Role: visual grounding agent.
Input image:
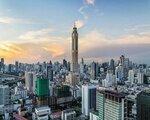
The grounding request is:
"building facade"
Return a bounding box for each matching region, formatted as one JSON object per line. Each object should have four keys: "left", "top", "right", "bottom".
{"left": 137, "top": 90, "right": 150, "bottom": 120}
{"left": 96, "top": 88, "right": 127, "bottom": 120}
{"left": 82, "top": 84, "right": 96, "bottom": 116}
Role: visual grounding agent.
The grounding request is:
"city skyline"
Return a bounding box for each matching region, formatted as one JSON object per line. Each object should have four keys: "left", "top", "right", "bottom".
{"left": 0, "top": 0, "right": 150, "bottom": 64}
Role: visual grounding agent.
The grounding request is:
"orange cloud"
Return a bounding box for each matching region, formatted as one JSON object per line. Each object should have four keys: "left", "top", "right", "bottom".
{"left": 43, "top": 43, "right": 65, "bottom": 58}
{"left": 0, "top": 43, "right": 28, "bottom": 63}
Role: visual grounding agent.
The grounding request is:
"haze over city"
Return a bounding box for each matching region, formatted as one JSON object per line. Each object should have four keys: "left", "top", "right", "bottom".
{"left": 0, "top": 0, "right": 150, "bottom": 64}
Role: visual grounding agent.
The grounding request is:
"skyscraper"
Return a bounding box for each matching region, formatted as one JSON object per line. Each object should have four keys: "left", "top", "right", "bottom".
{"left": 46, "top": 61, "right": 53, "bottom": 82}
{"left": 96, "top": 88, "right": 128, "bottom": 120}
{"left": 71, "top": 25, "right": 78, "bottom": 86}
{"left": 109, "top": 59, "right": 115, "bottom": 74}
{"left": 25, "top": 71, "right": 33, "bottom": 92}
{"left": 137, "top": 90, "right": 150, "bottom": 120}
{"left": 90, "top": 62, "right": 99, "bottom": 80}
{"left": 0, "top": 85, "right": 10, "bottom": 105}
{"left": 35, "top": 75, "right": 49, "bottom": 106}
{"left": 82, "top": 84, "right": 96, "bottom": 116}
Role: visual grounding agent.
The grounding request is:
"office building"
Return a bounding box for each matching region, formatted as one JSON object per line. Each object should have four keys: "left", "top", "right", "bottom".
{"left": 96, "top": 88, "right": 127, "bottom": 120}
{"left": 109, "top": 59, "right": 115, "bottom": 74}
{"left": 46, "top": 61, "right": 53, "bottom": 82}
{"left": 35, "top": 75, "right": 49, "bottom": 105}
{"left": 82, "top": 84, "right": 96, "bottom": 116}
{"left": 137, "top": 72, "right": 144, "bottom": 84}
{"left": 34, "top": 106, "right": 51, "bottom": 120}
{"left": 128, "top": 70, "right": 135, "bottom": 84}
{"left": 25, "top": 71, "right": 33, "bottom": 92}
{"left": 61, "top": 109, "right": 76, "bottom": 120}
{"left": 137, "top": 90, "right": 150, "bottom": 120}
{"left": 90, "top": 62, "right": 99, "bottom": 80}
{"left": 0, "top": 85, "right": 10, "bottom": 105}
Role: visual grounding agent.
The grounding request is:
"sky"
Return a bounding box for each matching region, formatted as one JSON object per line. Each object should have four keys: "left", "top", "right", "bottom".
{"left": 0, "top": 0, "right": 150, "bottom": 64}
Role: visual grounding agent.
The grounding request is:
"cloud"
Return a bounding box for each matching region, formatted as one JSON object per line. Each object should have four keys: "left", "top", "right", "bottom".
{"left": 78, "top": 30, "right": 150, "bottom": 63}
{"left": 75, "top": 20, "right": 85, "bottom": 29}
{"left": 76, "top": 0, "right": 103, "bottom": 29}
{"left": 0, "top": 16, "right": 34, "bottom": 24}
{"left": 19, "top": 28, "right": 53, "bottom": 41}
{"left": 78, "top": 6, "right": 88, "bottom": 20}
{"left": 1, "top": 27, "right": 150, "bottom": 64}
{"left": 0, "top": 17, "right": 16, "bottom": 24}
{"left": 116, "top": 32, "right": 150, "bottom": 44}
{"left": 0, "top": 41, "right": 68, "bottom": 63}
{"left": 124, "top": 24, "right": 150, "bottom": 36}
{"left": 43, "top": 43, "right": 65, "bottom": 58}
{"left": 84, "top": 0, "right": 95, "bottom": 5}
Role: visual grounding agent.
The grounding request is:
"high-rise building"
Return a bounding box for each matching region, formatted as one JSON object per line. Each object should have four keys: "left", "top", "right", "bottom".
{"left": 0, "top": 85, "right": 10, "bottom": 105}
{"left": 15, "top": 61, "right": 19, "bottom": 72}
{"left": 82, "top": 84, "right": 96, "bottom": 116}
{"left": 35, "top": 75, "right": 49, "bottom": 105}
{"left": 102, "top": 72, "right": 116, "bottom": 87}
{"left": 90, "top": 62, "right": 99, "bottom": 80}
{"left": 25, "top": 71, "right": 33, "bottom": 92}
{"left": 80, "top": 58, "right": 85, "bottom": 74}
{"left": 120, "top": 55, "right": 125, "bottom": 66}
{"left": 137, "top": 90, "right": 150, "bottom": 120}
{"left": 0, "top": 58, "right": 5, "bottom": 72}
{"left": 128, "top": 70, "right": 135, "bottom": 84}
{"left": 96, "top": 88, "right": 127, "bottom": 120}
{"left": 137, "top": 72, "right": 144, "bottom": 84}
{"left": 71, "top": 25, "right": 78, "bottom": 86}
{"left": 109, "top": 59, "right": 115, "bottom": 74}
{"left": 63, "top": 59, "right": 68, "bottom": 68}
{"left": 46, "top": 61, "right": 53, "bottom": 82}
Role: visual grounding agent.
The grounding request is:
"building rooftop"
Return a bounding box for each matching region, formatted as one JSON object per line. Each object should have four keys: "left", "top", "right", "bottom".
{"left": 35, "top": 106, "right": 50, "bottom": 111}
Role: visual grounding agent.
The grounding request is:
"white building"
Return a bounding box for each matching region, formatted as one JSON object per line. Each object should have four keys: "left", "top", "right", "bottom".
{"left": 90, "top": 112, "right": 99, "bottom": 120}
{"left": 0, "top": 85, "right": 10, "bottom": 105}
{"left": 102, "top": 72, "right": 116, "bottom": 87}
{"left": 14, "top": 83, "right": 27, "bottom": 99}
{"left": 35, "top": 106, "right": 51, "bottom": 120}
{"left": 128, "top": 70, "right": 135, "bottom": 84}
{"left": 61, "top": 109, "right": 76, "bottom": 120}
{"left": 82, "top": 84, "right": 97, "bottom": 116}
{"left": 137, "top": 72, "right": 144, "bottom": 84}
{"left": 25, "top": 71, "right": 34, "bottom": 92}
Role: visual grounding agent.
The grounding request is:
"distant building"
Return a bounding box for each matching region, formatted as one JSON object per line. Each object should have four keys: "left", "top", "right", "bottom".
{"left": 128, "top": 70, "right": 135, "bottom": 84}
{"left": 15, "top": 61, "right": 19, "bottom": 72}
{"left": 102, "top": 72, "right": 116, "bottom": 87}
{"left": 82, "top": 84, "right": 96, "bottom": 116}
{"left": 109, "top": 59, "right": 115, "bottom": 74}
{"left": 137, "top": 72, "right": 144, "bottom": 84}
{"left": 46, "top": 61, "right": 53, "bottom": 82}
{"left": 96, "top": 88, "right": 127, "bottom": 120}
{"left": 90, "top": 62, "right": 99, "bottom": 80}
{"left": 0, "top": 85, "right": 10, "bottom": 105}
{"left": 0, "top": 58, "right": 5, "bottom": 72}
{"left": 137, "top": 90, "right": 150, "bottom": 120}
{"left": 25, "top": 71, "right": 33, "bottom": 92}
{"left": 80, "top": 58, "right": 85, "bottom": 74}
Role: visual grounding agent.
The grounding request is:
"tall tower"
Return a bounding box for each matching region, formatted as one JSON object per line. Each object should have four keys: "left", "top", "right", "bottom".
{"left": 71, "top": 25, "right": 78, "bottom": 86}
